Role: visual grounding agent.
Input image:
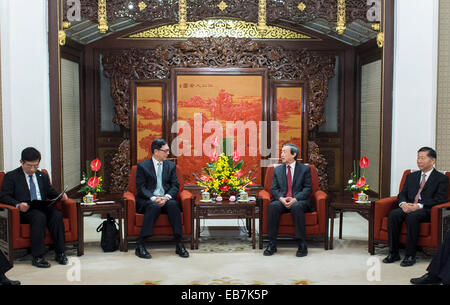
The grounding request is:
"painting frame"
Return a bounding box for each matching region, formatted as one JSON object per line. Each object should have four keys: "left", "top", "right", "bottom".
{"left": 130, "top": 79, "right": 169, "bottom": 165}
{"left": 171, "top": 68, "right": 269, "bottom": 187}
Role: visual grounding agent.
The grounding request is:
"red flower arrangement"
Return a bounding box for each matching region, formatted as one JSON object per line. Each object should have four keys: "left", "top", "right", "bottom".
{"left": 79, "top": 158, "right": 105, "bottom": 195}
{"left": 345, "top": 156, "right": 370, "bottom": 193}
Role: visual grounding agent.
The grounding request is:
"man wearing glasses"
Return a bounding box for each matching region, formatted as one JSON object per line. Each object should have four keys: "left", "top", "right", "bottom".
{"left": 134, "top": 138, "right": 189, "bottom": 259}
{"left": 0, "top": 147, "right": 68, "bottom": 268}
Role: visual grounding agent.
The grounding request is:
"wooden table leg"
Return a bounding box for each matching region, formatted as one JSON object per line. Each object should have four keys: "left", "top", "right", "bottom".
{"left": 259, "top": 198, "right": 263, "bottom": 249}
{"left": 118, "top": 207, "right": 124, "bottom": 252}
{"left": 252, "top": 207, "right": 256, "bottom": 249}
{"left": 196, "top": 207, "right": 200, "bottom": 250}
{"left": 339, "top": 210, "right": 343, "bottom": 239}
{"left": 329, "top": 206, "right": 334, "bottom": 250}
{"left": 76, "top": 203, "right": 84, "bottom": 256}
{"left": 190, "top": 199, "right": 194, "bottom": 250}
{"left": 369, "top": 202, "right": 375, "bottom": 255}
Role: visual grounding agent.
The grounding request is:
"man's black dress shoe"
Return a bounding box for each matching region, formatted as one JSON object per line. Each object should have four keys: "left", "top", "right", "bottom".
{"left": 296, "top": 242, "right": 308, "bottom": 257}
{"left": 263, "top": 243, "right": 277, "bottom": 256}
{"left": 176, "top": 243, "right": 189, "bottom": 258}
{"left": 410, "top": 273, "right": 441, "bottom": 285}
{"left": 32, "top": 256, "right": 51, "bottom": 268}
{"left": 55, "top": 252, "right": 68, "bottom": 265}
{"left": 135, "top": 244, "right": 151, "bottom": 259}
{"left": 382, "top": 253, "right": 401, "bottom": 264}
{"left": 0, "top": 275, "right": 21, "bottom": 286}
{"left": 400, "top": 256, "right": 416, "bottom": 267}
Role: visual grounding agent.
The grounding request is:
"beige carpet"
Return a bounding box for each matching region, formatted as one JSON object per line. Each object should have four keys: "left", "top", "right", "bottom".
{"left": 6, "top": 213, "right": 433, "bottom": 285}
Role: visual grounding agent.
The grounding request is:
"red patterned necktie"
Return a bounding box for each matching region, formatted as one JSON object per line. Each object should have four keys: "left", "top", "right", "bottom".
{"left": 285, "top": 165, "right": 292, "bottom": 197}
{"left": 413, "top": 173, "right": 427, "bottom": 203}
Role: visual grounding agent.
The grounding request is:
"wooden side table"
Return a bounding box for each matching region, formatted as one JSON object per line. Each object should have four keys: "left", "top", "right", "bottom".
{"left": 191, "top": 193, "right": 262, "bottom": 250}
{"left": 76, "top": 198, "right": 126, "bottom": 256}
{"left": 328, "top": 195, "right": 376, "bottom": 254}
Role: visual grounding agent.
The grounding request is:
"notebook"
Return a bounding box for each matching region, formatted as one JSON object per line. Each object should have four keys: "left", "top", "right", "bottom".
{"left": 29, "top": 186, "right": 68, "bottom": 209}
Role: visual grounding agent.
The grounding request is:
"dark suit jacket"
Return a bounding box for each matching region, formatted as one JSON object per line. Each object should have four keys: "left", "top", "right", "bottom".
{"left": 135, "top": 159, "right": 179, "bottom": 201}
{"left": 270, "top": 162, "right": 312, "bottom": 207}
{"left": 0, "top": 167, "right": 60, "bottom": 207}
{"left": 398, "top": 169, "right": 449, "bottom": 209}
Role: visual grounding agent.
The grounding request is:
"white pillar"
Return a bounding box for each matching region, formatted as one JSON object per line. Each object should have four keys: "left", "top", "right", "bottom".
{"left": 1, "top": 0, "right": 51, "bottom": 172}
{"left": 391, "top": 0, "right": 439, "bottom": 194}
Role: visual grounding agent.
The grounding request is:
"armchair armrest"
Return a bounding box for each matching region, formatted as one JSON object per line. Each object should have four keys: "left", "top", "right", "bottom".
{"left": 123, "top": 191, "right": 136, "bottom": 231}
{"left": 313, "top": 190, "right": 328, "bottom": 232}
{"left": 374, "top": 196, "right": 398, "bottom": 238}
{"left": 0, "top": 203, "right": 20, "bottom": 247}
{"left": 431, "top": 202, "right": 450, "bottom": 247}
{"left": 257, "top": 190, "right": 271, "bottom": 206}
{"left": 257, "top": 190, "right": 271, "bottom": 234}
{"left": 179, "top": 190, "right": 193, "bottom": 234}
{"left": 60, "top": 198, "right": 78, "bottom": 239}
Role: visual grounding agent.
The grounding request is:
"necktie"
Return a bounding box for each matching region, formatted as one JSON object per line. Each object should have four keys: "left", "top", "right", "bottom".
{"left": 285, "top": 165, "right": 292, "bottom": 197}
{"left": 154, "top": 162, "right": 164, "bottom": 196}
{"left": 29, "top": 175, "right": 37, "bottom": 201}
{"left": 413, "top": 173, "right": 427, "bottom": 203}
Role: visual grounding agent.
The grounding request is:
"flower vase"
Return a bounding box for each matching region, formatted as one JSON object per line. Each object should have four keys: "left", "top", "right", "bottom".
{"left": 93, "top": 193, "right": 97, "bottom": 201}
{"left": 352, "top": 192, "right": 358, "bottom": 202}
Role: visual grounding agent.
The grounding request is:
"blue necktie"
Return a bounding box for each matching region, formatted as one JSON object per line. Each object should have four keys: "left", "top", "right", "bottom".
{"left": 29, "top": 175, "right": 37, "bottom": 201}
{"left": 154, "top": 162, "right": 164, "bottom": 196}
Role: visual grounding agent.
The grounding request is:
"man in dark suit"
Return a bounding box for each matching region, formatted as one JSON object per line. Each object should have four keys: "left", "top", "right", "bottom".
{"left": 410, "top": 229, "right": 450, "bottom": 285}
{"left": 0, "top": 147, "right": 69, "bottom": 268}
{"left": 0, "top": 251, "right": 20, "bottom": 285}
{"left": 383, "top": 147, "right": 449, "bottom": 267}
{"left": 264, "top": 143, "right": 312, "bottom": 257}
{"left": 134, "top": 138, "right": 189, "bottom": 259}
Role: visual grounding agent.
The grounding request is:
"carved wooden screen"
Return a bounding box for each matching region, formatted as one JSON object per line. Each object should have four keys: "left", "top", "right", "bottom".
{"left": 130, "top": 80, "right": 168, "bottom": 165}
{"left": 172, "top": 68, "right": 268, "bottom": 186}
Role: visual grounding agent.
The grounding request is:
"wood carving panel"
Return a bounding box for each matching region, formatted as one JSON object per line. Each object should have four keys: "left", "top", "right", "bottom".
{"left": 308, "top": 140, "right": 328, "bottom": 191}
{"left": 109, "top": 139, "right": 130, "bottom": 193}
{"left": 102, "top": 37, "right": 335, "bottom": 131}
{"left": 68, "top": 0, "right": 371, "bottom": 25}
{"left": 102, "top": 37, "right": 335, "bottom": 192}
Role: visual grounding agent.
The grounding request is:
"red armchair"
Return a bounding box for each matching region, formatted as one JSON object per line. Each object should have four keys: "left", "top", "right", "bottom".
{"left": 257, "top": 163, "right": 329, "bottom": 249}
{"left": 371, "top": 169, "right": 450, "bottom": 252}
{"left": 122, "top": 165, "right": 193, "bottom": 250}
{"left": 0, "top": 170, "right": 78, "bottom": 265}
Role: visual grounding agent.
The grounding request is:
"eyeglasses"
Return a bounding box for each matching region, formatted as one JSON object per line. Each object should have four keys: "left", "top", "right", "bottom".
{"left": 23, "top": 163, "right": 40, "bottom": 169}
{"left": 159, "top": 149, "right": 170, "bottom": 153}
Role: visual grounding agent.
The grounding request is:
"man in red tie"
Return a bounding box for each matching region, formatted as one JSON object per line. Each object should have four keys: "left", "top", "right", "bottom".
{"left": 383, "top": 147, "right": 449, "bottom": 267}
{"left": 264, "top": 143, "right": 312, "bottom": 257}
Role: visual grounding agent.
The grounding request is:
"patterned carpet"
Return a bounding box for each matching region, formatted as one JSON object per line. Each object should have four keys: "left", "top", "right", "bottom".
{"left": 6, "top": 214, "right": 434, "bottom": 285}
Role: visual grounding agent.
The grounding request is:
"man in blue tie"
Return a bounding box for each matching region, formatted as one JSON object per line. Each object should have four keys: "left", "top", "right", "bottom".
{"left": 134, "top": 139, "right": 189, "bottom": 259}
{"left": 0, "top": 147, "right": 69, "bottom": 268}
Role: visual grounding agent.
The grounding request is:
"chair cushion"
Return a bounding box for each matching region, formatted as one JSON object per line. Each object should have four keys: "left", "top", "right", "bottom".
{"left": 135, "top": 212, "right": 184, "bottom": 228}
{"left": 279, "top": 212, "right": 318, "bottom": 226}
{"left": 20, "top": 218, "right": 70, "bottom": 238}
{"left": 381, "top": 217, "right": 430, "bottom": 237}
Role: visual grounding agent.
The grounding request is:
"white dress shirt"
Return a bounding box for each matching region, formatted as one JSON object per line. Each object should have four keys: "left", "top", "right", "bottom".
{"left": 399, "top": 168, "right": 434, "bottom": 209}
{"left": 18, "top": 171, "right": 42, "bottom": 208}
